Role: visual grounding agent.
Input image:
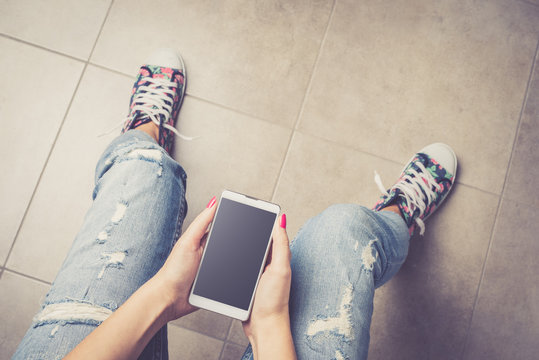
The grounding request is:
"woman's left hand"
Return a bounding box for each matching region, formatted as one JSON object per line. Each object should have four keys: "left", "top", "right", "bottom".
{"left": 153, "top": 197, "right": 217, "bottom": 320}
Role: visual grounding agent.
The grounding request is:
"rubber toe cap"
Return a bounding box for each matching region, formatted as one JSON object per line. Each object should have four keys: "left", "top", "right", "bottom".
{"left": 145, "top": 48, "right": 183, "bottom": 70}
{"left": 420, "top": 143, "right": 457, "bottom": 177}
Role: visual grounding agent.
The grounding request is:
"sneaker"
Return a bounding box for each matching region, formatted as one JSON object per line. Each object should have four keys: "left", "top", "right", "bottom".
{"left": 122, "top": 48, "right": 188, "bottom": 154}
{"left": 373, "top": 143, "right": 457, "bottom": 235}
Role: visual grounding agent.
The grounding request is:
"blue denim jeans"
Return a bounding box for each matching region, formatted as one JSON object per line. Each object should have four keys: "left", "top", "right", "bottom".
{"left": 241, "top": 205, "right": 410, "bottom": 360}
{"left": 13, "top": 130, "right": 410, "bottom": 360}
{"left": 13, "top": 131, "right": 187, "bottom": 360}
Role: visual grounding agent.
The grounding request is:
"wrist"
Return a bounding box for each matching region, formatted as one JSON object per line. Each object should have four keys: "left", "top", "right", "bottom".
{"left": 247, "top": 312, "right": 295, "bottom": 360}
{"left": 145, "top": 275, "right": 177, "bottom": 324}
{"left": 247, "top": 312, "right": 291, "bottom": 344}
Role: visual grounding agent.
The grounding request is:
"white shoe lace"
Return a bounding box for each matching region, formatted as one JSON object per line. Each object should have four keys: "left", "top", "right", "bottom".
{"left": 374, "top": 162, "right": 441, "bottom": 235}
{"left": 99, "top": 77, "right": 196, "bottom": 140}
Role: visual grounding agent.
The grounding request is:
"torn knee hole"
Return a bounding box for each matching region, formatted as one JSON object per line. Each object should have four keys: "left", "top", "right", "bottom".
{"left": 125, "top": 148, "right": 164, "bottom": 176}
{"left": 33, "top": 301, "right": 114, "bottom": 329}
{"left": 126, "top": 148, "right": 162, "bottom": 162}
{"left": 306, "top": 285, "right": 354, "bottom": 344}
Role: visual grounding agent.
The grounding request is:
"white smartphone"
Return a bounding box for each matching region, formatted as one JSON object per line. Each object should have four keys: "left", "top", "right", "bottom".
{"left": 188, "top": 190, "right": 281, "bottom": 321}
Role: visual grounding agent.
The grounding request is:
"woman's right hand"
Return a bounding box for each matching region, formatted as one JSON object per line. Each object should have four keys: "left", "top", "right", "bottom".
{"left": 242, "top": 214, "right": 297, "bottom": 359}
{"left": 153, "top": 197, "right": 217, "bottom": 321}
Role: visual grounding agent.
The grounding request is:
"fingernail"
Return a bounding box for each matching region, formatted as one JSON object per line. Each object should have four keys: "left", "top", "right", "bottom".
{"left": 280, "top": 214, "right": 287, "bottom": 229}
{"left": 206, "top": 196, "right": 216, "bottom": 208}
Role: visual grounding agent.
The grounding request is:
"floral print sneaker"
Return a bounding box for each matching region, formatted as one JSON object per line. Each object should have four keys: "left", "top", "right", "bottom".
{"left": 373, "top": 143, "right": 457, "bottom": 235}
{"left": 122, "top": 49, "right": 189, "bottom": 154}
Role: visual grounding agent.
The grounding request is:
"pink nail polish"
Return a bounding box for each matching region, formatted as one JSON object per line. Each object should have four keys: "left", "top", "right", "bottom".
{"left": 206, "top": 196, "right": 216, "bottom": 208}
{"left": 280, "top": 214, "right": 287, "bottom": 229}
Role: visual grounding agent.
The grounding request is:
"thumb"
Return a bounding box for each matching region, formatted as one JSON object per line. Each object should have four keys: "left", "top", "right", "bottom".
{"left": 270, "top": 214, "right": 291, "bottom": 268}
{"left": 182, "top": 196, "right": 218, "bottom": 247}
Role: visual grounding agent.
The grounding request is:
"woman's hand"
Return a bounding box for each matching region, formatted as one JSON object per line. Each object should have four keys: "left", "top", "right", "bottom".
{"left": 243, "top": 214, "right": 296, "bottom": 359}
{"left": 153, "top": 196, "right": 217, "bottom": 321}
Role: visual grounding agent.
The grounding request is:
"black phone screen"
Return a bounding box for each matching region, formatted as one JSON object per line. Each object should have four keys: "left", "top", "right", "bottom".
{"left": 192, "top": 198, "right": 277, "bottom": 310}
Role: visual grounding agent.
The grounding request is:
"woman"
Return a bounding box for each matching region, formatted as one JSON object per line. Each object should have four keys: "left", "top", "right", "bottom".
{"left": 13, "top": 49, "right": 456, "bottom": 360}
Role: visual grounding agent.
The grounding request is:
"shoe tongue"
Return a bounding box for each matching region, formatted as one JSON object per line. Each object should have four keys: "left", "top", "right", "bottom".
{"left": 140, "top": 64, "right": 177, "bottom": 82}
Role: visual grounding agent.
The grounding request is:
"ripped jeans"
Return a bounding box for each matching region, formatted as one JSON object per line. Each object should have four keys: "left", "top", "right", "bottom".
{"left": 13, "top": 130, "right": 187, "bottom": 360}
{"left": 13, "top": 130, "right": 410, "bottom": 360}
{"left": 241, "top": 205, "right": 410, "bottom": 360}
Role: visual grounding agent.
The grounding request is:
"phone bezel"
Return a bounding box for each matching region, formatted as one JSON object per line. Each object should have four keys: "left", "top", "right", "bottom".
{"left": 188, "top": 190, "right": 280, "bottom": 321}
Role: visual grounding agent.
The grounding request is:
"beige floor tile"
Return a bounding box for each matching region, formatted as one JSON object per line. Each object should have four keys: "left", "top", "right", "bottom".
{"left": 6, "top": 65, "right": 130, "bottom": 281}
{"left": 171, "top": 309, "right": 232, "bottom": 340}
{"left": 368, "top": 185, "right": 498, "bottom": 359}
{"left": 167, "top": 324, "right": 223, "bottom": 360}
{"left": 272, "top": 132, "right": 403, "bottom": 238}
{"left": 173, "top": 97, "right": 291, "bottom": 228}
{"left": 0, "top": 0, "right": 111, "bottom": 59}
{"left": 220, "top": 342, "right": 246, "bottom": 360}
{"left": 463, "top": 200, "right": 539, "bottom": 360}
{"left": 0, "top": 271, "right": 50, "bottom": 359}
{"left": 0, "top": 38, "right": 83, "bottom": 265}
{"left": 298, "top": 0, "right": 539, "bottom": 194}
{"left": 91, "top": 0, "right": 334, "bottom": 127}
{"left": 504, "top": 52, "right": 539, "bottom": 207}
{"left": 227, "top": 320, "right": 249, "bottom": 347}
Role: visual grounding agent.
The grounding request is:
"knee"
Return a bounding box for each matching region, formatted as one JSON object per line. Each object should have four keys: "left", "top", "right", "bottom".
{"left": 292, "top": 204, "right": 381, "bottom": 275}
{"left": 315, "top": 205, "right": 382, "bottom": 271}
{"left": 315, "top": 204, "right": 373, "bottom": 233}
{"left": 295, "top": 204, "right": 375, "bottom": 250}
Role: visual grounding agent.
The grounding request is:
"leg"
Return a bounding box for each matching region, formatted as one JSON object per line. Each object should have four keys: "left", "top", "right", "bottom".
{"left": 241, "top": 205, "right": 409, "bottom": 360}
{"left": 14, "top": 47, "right": 189, "bottom": 360}
{"left": 13, "top": 130, "right": 187, "bottom": 360}
{"left": 242, "top": 143, "right": 457, "bottom": 360}
{"left": 287, "top": 143, "right": 457, "bottom": 359}
{"left": 288, "top": 204, "right": 410, "bottom": 359}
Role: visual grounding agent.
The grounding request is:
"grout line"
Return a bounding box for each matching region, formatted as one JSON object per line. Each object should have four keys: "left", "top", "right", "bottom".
{"left": 1, "top": 70, "right": 86, "bottom": 269}
{"left": 167, "top": 322, "right": 229, "bottom": 343}
{"left": 217, "top": 320, "right": 234, "bottom": 359}
{"left": 0, "top": 32, "right": 86, "bottom": 62}
{"left": 269, "top": 130, "right": 296, "bottom": 204}
{"left": 86, "top": 0, "right": 115, "bottom": 63}
{"left": 295, "top": 130, "right": 410, "bottom": 167}
{"left": 1, "top": 0, "right": 115, "bottom": 270}
{"left": 294, "top": 0, "right": 337, "bottom": 132}
{"left": 519, "top": 0, "right": 539, "bottom": 7}
{"left": 86, "top": 62, "right": 136, "bottom": 80}
{"left": 185, "top": 94, "right": 294, "bottom": 131}
{"left": 85, "top": 63, "right": 301, "bottom": 133}
{"left": 227, "top": 339, "right": 250, "bottom": 347}
{"left": 276, "top": 128, "right": 502, "bottom": 196}
{"left": 224, "top": 319, "right": 234, "bottom": 342}
{"left": 270, "top": 0, "right": 338, "bottom": 202}
{"left": 459, "top": 36, "right": 539, "bottom": 359}
{"left": 2, "top": 268, "right": 53, "bottom": 286}
{"left": 221, "top": 320, "right": 252, "bottom": 346}
{"left": 450, "top": 182, "right": 500, "bottom": 197}
{"left": 217, "top": 341, "right": 226, "bottom": 360}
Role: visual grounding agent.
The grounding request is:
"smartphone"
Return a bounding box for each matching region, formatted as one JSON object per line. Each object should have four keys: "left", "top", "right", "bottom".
{"left": 188, "top": 190, "right": 280, "bottom": 321}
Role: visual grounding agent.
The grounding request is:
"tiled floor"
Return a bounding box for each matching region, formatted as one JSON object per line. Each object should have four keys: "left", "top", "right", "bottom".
{"left": 1, "top": 0, "right": 538, "bottom": 359}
